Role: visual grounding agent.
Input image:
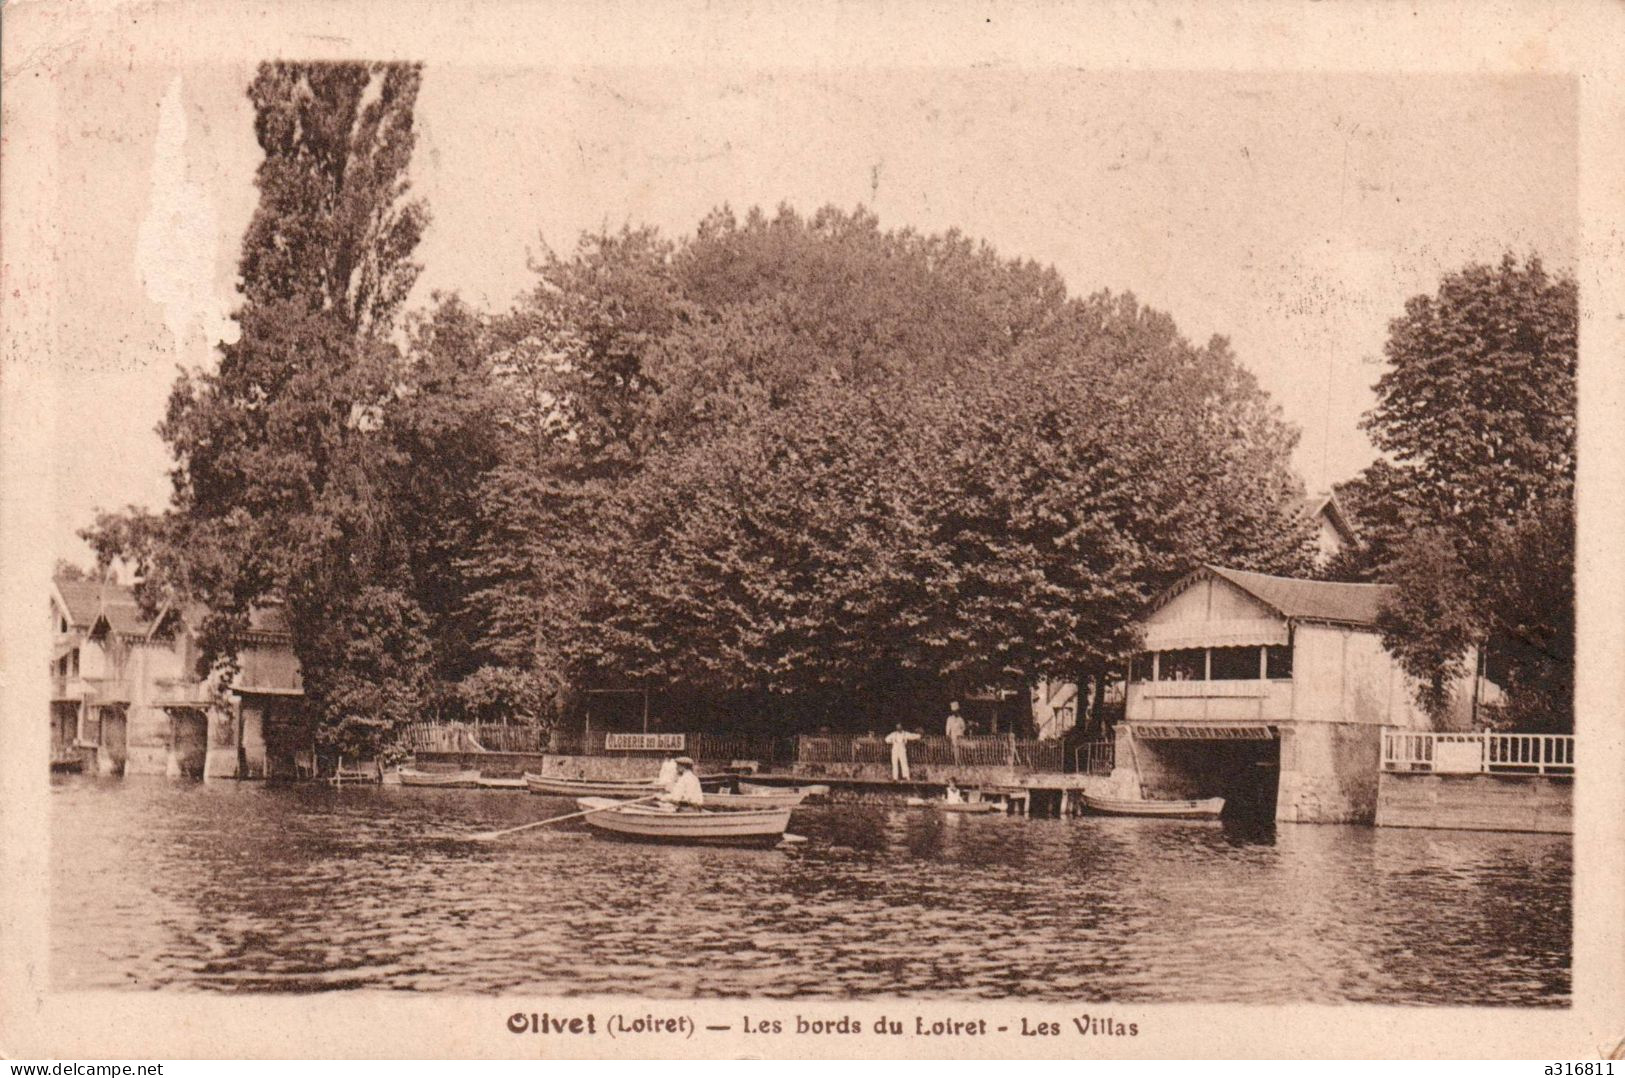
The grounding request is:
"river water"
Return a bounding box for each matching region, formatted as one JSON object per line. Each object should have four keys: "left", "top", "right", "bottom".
{"left": 50, "top": 775, "right": 1571, "bottom": 1004}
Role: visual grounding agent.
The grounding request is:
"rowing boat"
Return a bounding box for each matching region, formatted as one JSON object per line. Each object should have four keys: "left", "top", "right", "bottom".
{"left": 522, "top": 773, "right": 726, "bottom": 798}
{"left": 905, "top": 796, "right": 1000, "bottom": 813}
{"left": 398, "top": 767, "right": 480, "bottom": 788}
{"left": 573, "top": 797, "right": 792, "bottom": 845}
{"left": 475, "top": 774, "right": 528, "bottom": 790}
{"left": 738, "top": 781, "right": 831, "bottom": 801}
{"left": 1080, "top": 794, "right": 1225, "bottom": 819}
{"left": 702, "top": 786, "right": 809, "bottom": 810}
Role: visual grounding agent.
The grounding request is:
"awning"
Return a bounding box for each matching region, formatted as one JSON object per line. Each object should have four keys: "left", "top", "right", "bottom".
{"left": 1132, "top": 722, "right": 1278, "bottom": 740}
{"left": 1141, "top": 618, "right": 1288, "bottom": 650}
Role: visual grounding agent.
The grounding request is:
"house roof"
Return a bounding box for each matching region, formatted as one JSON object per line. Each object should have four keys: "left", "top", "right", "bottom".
{"left": 1203, "top": 565, "right": 1393, "bottom": 627}
{"left": 1300, "top": 491, "right": 1359, "bottom": 545}
{"left": 95, "top": 594, "right": 154, "bottom": 637}
{"left": 53, "top": 577, "right": 113, "bottom": 628}
{"left": 55, "top": 576, "right": 158, "bottom": 637}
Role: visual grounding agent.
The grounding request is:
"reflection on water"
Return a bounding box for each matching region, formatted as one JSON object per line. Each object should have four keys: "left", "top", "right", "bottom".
{"left": 51, "top": 775, "right": 1570, "bottom": 1003}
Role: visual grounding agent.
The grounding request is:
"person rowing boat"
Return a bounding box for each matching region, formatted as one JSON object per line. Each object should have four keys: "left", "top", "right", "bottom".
{"left": 657, "top": 755, "right": 705, "bottom": 812}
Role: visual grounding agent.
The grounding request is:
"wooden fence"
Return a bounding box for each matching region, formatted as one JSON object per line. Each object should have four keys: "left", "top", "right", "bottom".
{"left": 1076, "top": 737, "right": 1116, "bottom": 775}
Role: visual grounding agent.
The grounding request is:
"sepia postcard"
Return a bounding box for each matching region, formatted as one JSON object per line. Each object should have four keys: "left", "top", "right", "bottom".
{"left": 2, "top": 0, "right": 1623, "bottom": 1061}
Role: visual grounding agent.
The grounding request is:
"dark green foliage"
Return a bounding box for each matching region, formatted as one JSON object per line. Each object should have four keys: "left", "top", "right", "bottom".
{"left": 1346, "top": 255, "right": 1575, "bottom": 730}
{"left": 470, "top": 205, "right": 1313, "bottom": 723}
{"left": 83, "top": 62, "right": 433, "bottom": 757}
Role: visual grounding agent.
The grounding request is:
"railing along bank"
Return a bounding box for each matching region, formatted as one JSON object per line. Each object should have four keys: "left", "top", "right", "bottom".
{"left": 1381, "top": 730, "right": 1574, "bottom": 776}
{"left": 400, "top": 723, "right": 1065, "bottom": 772}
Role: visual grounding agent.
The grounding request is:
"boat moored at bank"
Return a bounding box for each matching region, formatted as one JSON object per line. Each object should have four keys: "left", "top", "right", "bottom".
{"left": 398, "top": 767, "right": 481, "bottom": 788}
{"left": 1080, "top": 794, "right": 1224, "bottom": 819}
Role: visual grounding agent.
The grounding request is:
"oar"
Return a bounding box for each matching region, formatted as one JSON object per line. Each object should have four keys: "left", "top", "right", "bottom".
{"left": 471, "top": 793, "right": 666, "bottom": 841}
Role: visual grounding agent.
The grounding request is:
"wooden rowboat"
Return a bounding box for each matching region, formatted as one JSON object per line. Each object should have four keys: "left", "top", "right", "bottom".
{"left": 574, "top": 797, "right": 792, "bottom": 846}
{"left": 475, "top": 774, "right": 528, "bottom": 790}
{"left": 905, "top": 796, "right": 1001, "bottom": 813}
{"left": 1081, "top": 794, "right": 1224, "bottom": 819}
{"left": 522, "top": 773, "right": 725, "bottom": 798}
{"left": 398, "top": 767, "right": 481, "bottom": 788}
{"left": 702, "top": 786, "right": 810, "bottom": 810}
{"left": 739, "top": 781, "right": 831, "bottom": 801}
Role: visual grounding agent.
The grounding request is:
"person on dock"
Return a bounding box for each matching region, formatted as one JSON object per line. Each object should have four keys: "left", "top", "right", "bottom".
{"left": 945, "top": 779, "right": 963, "bottom": 805}
{"left": 657, "top": 755, "right": 679, "bottom": 790}
{"left": 659, "top": 756, "right": 705, "bottom": 811}
{"left": 885, "top": 724, "right": 922, "bottom": 781}
{"left": 945, "top": 701, "right": 967, "bottom": 763}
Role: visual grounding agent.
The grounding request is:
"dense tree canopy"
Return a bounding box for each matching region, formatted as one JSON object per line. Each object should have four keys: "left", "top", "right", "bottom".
{"left": 1333, "top": 255, "right": 1576, "bottom": 731}
{"left": 84, "top": 65, "right": 1321, "bottom": 745}
{"left": 466, "top": 206, "right": 1314, "bottom": 728}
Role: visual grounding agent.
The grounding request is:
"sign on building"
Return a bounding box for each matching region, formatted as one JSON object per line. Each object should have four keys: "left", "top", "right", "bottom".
{"left": 604, "top": 732, "right": 685, "bottom": 752}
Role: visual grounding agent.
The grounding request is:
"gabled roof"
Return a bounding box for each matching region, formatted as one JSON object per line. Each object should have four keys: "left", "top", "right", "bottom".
{"left": 1300, "top": 491, "right": 1360, "bottom": 545}
{"left": 1204, "top": 565, "right": 1392, "bottom": 628}
{"left": 53, "top": 577, "right": 112, "bottom": 628}
{"left": 86, "top": 588, "right": 158, "bottom": 639}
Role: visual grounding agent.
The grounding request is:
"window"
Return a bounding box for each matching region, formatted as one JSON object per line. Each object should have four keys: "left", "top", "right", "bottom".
{"left": 1210, "top": 646, "right": 1261, "bottom": 680}
{"left": 1158, "top": 648, "right": 1206, "bottom": 681}
{"left": 1129, "top": 652, "right": 1154, "bottom": 682}
{"left": 1265, "top": 645, "right": 1293, "bottom": 679}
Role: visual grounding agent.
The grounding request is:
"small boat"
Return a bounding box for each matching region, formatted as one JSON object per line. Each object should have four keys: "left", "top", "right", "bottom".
{"left": 523, "top": 773, "right": 726, "bottom": 798}
{"left": 739, "top": 781, "right": 831, "bottom": 801}
{"left": 1081, "top": 794, "right": 1224, "bottom": 819}
{"left": 574, "top": 797, "right": 792, "bottom": 846}
{"left": 702, "top": 786, "right": 809, "bottom": 810}
{"left": 475, "top": 774, "right": 528, "bottom": 790}
{"left": 905, "top": 796, "right": 1001, "bottom": 813}
{"left": 398, "top": 767, "right": 480, "bottom": 788}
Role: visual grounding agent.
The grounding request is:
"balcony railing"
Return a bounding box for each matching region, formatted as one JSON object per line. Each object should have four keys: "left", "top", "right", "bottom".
{"left": 50, "top": 676, "right": 131, "bottom": 702}
{"left": 1381, "top": 730, "right": 1574, "bottom": 776}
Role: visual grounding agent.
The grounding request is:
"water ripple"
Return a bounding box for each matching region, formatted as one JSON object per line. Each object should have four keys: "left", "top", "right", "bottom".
{"left": 51, "top": 775, "right": 1570, "bottom": 1002}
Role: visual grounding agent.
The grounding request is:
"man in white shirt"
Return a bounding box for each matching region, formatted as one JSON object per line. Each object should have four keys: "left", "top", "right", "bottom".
{"left": 944, "top": 701, "right": 967, "bottom": 740}
{"left": 884, "top": 724, "right": 922, "bottom": 781}
{"left": 659, "top": 756, "right": 705, "bottom": 811}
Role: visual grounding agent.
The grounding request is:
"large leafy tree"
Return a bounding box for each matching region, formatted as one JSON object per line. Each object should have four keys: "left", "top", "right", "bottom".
{"left": 472, "top": 206, "right": 1312, "bottom": 729}
{"left": 84, "top": 62, "right": 433, "bottom": 755}
{"left": 1346, "top": 255, "right": 1576, "bottom": 731}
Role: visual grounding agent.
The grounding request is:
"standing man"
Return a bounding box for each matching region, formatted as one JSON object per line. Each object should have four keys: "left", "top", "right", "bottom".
{"left": 885, "top": 723, "right": 922, "bottom": 781}
{"left": 945, "top": 700, "right": 967, "bottom": 764}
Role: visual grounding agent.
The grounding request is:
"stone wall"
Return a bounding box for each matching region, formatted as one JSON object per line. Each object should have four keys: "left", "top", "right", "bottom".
{"left": 1375, "top": 772, "right": 1572, "bottom": 833}
{"left": 1275, "top": 721, "right": 1381, "bottom": 824}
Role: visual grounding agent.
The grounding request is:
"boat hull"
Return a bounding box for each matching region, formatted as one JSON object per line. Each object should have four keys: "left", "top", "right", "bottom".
{"left": 475, "top": 775, "right": 528, "bottom": 790}
{"left": 702, "top": 788, "right": 808, "bottom": 810}
{"left": 905, "top": 797, "right": 1000, "bottom": 813}
{"left": 739, "top": 781, "right": 830, "bottom": 801}
{"left": 399, "top": 768, "right": 481, "bottom": 788}
{"left": 1081, "top": 794, "right": 1225, "bottom": 819}
{"left": 574, "top": 797, "right": 791, "bottom": 845}
{"left": 523, "top": 773, "right": 725, "bottom": 798}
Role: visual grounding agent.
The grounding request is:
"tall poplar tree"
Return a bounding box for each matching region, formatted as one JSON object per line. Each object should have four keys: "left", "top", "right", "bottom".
{"left": 86, "top": 62, "right": 432, "bottom": 754}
